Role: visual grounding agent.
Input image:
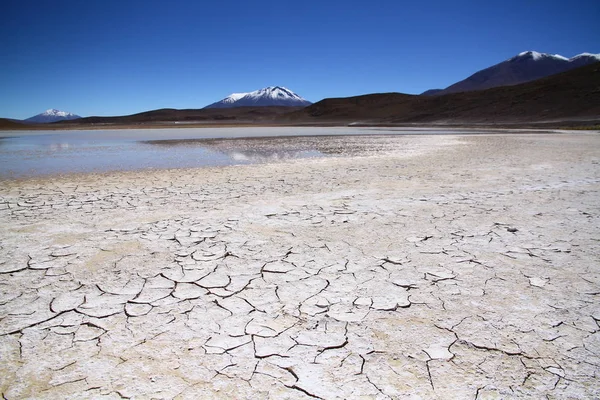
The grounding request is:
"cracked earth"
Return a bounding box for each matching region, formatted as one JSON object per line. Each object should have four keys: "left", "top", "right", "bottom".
{"left": 1, "top": 133, "right": 599, "bottom": 399}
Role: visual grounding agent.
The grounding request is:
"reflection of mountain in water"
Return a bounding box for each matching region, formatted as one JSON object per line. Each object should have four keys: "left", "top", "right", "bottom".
{"left": 226, "top": 149, "right": 322, "bottom": 163}
{"left": 141, "top": 135, "right": 402, "bottom": 162}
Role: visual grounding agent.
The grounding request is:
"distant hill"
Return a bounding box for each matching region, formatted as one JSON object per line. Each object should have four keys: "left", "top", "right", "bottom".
{"left": 420, "top": 89, "right": 443, "bottom": 96}
{"left": 24, "top": 109, "right": 81, "bottom": 123}
{"left": 423, "top": 51, "right": 600, "bottom": 95}
{"left": 0, "top": 118, "right": 28, "bottom": 130}
{"left": 286, "top": 62, "right": 600, "bottom": 124}
{"left": 205, "top": 86, "right": 312, "bottom": 108}
{"left": 5, "top": 62, "right": 598, "bottom": 130}
{"left": 56, "top": 106, "right": 303, "bottom": 126}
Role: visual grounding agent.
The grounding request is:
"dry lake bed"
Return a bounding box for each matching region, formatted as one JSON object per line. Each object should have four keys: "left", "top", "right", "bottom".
{"left": 1, "top": 128, "right": 599, "bottom": 399}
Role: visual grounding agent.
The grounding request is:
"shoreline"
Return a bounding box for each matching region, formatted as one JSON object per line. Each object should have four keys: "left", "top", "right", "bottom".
{"left": 2, "top": 131, "right": 594, "bottom": 181}
{"left": 2, "top": 120, "right": 599, "bottom": 135}
{"left": 1, "top": 133, "right": 599, "bottom": 398}
{"left": 3, "top": 129, "right": 590, "bottom": 181}
{"left": 1, "top": 125, "right": 589, "bottom": 138}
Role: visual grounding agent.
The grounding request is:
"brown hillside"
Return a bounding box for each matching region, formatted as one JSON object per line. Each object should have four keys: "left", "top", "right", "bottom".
{"left": 287, "top": 62, "right": 600, "bottom": 124}
{"left": 58, "top": 106, "right": 302, "bottom": 126}
{"left": 0, "top": 118, "right": 30, "bottom": 130}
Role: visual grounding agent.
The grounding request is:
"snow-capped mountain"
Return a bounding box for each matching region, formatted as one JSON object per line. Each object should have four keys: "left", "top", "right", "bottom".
{"left": 509, "top": 51, "right": 600, "bottom": 66}
{"left": 25, "top": 109, "right": 81, "bottom": 123}
{"left": 568, "top": 52, "right": 600, "bottom": 68}
{"left": 514, "top": 51, "right": 568, "bottom": 61}
{"left": 423, "top": 51, "right": 600, "bottom": 95}
{"left": 205, "top": 86, "right": 312, "bottom": 108}
{"left": 214, "top": 92, "right": 250, "bottom": 106}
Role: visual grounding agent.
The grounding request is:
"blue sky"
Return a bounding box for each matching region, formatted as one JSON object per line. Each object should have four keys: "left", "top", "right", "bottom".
{"left": 1, "top": 0, "right": 598, "bottom": 119}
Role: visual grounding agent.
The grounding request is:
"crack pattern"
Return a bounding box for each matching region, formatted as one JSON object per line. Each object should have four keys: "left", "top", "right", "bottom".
{"left": 0, "top": 134, "right": 599, "bottom": 398}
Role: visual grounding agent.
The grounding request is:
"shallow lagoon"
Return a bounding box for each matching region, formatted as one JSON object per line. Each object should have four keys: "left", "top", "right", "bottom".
{"left": 0, "top": 126, "right": 534, "bottom": 177}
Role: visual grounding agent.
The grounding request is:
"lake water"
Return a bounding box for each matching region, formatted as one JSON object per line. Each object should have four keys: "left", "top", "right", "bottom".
{"left": 0, "top": 126, "right": 509, "bottom": 178}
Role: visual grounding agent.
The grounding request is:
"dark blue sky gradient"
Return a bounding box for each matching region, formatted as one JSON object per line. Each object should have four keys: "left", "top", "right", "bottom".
{"left": 2, "top": 0, "right": 598, "bottom": 119}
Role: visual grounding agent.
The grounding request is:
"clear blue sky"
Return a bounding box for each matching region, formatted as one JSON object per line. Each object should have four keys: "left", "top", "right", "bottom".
{"left": 1, "top": 0, "right": 598, "bottom": 119}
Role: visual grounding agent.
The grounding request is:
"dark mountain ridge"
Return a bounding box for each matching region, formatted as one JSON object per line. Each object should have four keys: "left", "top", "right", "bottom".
{"left": 56, "top": 106, "right": 302, "bottom": 126}
{"left": 287, "top": 62, "right": 600, "bottom": 124}
{"left": 423, "top": 51, "right": 600, "bottom": 96}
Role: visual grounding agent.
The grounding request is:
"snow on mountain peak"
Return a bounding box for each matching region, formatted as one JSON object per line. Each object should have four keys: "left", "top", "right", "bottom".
{"left": 514, "top": 51, "right": 600, "bottom": 63}
{"left": 245, "top": 86, "right": 304, "bottom": 101}
{"left": 43, "top": 109, "right": 77, "bottom": 117}
{"left": 571, "top": 52, "right": 600, "bottom": 61}
{"left": 515, "top": 51, "right": 568, "bottom": 61}
{"left": 518, "top": 51, "right": 543, "bottom": 60}
{"left": 220, "top": 93, "right": 250, "bottom": 104}
{"left": 205, "top": 86, "right": 311, "bottom": 109}
{"left": 25, "top": 109, "right": 81, "bottom": 123}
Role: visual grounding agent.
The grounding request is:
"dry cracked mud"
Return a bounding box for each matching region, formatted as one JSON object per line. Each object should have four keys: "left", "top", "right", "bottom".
{"left": 1, "top": 133, "right": 599, "bottom": 399}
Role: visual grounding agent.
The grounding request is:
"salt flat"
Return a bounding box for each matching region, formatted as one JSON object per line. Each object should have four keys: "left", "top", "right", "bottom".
{"left": 0, "top": 133, "right": 599, "bottom": 399}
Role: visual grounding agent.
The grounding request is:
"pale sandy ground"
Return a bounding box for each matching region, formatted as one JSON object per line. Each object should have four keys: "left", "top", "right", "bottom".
{"left": 0, "top": 133, "right": 599, "bottom": 399}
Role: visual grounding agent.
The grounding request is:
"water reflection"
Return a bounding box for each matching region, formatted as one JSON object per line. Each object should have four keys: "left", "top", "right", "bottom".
{"left": 49, "top": 143, "right": 71, "bottom": 151}
{"left": 1, "top": 135, "right": 334, "bottom": 178}
{"left": 228, "top": 149, "right": 323, "bottom": 162}
{"left": 0, "top": 129, "right": 420, "bottom": 178}
{"left": 142, "top": 138, "right": 331, "bottom": 163}
{"left": 142, "top": 134, "right": 407, "bottom": 160}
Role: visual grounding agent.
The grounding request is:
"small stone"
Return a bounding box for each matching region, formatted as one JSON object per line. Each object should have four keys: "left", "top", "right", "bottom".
{"left": 529, "top": 277, "right": 548, "bottom": 288}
